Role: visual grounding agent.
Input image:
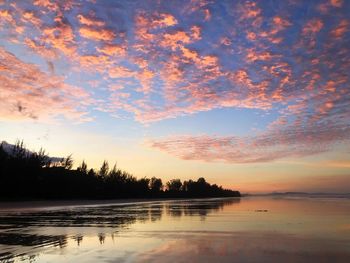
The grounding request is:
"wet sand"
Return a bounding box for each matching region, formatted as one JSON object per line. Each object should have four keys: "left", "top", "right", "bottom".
{"left": 1, "top": 196, "right": 350, "bottom": 262}
{"left": 0, "top": 198, "right": 181, "bottom": 211}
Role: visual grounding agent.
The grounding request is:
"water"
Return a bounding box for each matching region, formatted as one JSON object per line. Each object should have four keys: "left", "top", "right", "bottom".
{"left": 0, "top": 197, "right": 350, "bottom": 262}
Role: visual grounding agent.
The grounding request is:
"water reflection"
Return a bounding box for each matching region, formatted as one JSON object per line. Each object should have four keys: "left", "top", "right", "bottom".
{"left": 73, "top": 235, "right": 83, "bottom": 246}
{"left": 1, "top": 197, "right": 350, "bottom": 262}
{"left": 136, "top": 232, "right": 350, "bottom": 263}
{"left": 165, "top": 199, "right": 236, "bottom": 218}
{"left": 0, "top": 198, "right": 239, "bottom": 262}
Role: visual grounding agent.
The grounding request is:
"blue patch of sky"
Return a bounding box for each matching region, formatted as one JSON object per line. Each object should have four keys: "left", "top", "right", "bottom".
{"left": 76, "top": 110, "right": 144, "bottom": 140}
{"left": 1, "top": 40, "right": 64, "bottom": 76}
{"left": 146, "top": 107, "right": 280, "bottom": 137}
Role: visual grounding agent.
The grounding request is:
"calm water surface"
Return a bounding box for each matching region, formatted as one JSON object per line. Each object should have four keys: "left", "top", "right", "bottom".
{"left": 0, "top": 197, "right": 350, "bottom": 262}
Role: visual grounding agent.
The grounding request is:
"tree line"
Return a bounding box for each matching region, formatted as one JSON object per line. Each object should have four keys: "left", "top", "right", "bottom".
{"left": 0, "top": 141, "right": 240, "bottom": 200}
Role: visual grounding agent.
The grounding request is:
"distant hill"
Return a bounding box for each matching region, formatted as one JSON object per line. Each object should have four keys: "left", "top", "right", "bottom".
{"left": 246, "top": 192, "right": 350, "bottom": 198}
{"left": 0, "top": 141, "right": 15, "bottom": 153}
{"left": 0, "top": 141, "right": 63, "bottom": 163}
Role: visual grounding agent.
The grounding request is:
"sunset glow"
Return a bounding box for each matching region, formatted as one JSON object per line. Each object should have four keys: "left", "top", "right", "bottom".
{"left": 0, "top": 0, "right": 349, "bottom": 193}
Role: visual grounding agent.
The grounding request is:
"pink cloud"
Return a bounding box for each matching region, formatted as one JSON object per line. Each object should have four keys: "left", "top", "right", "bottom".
{"left": 77, "top": 14, "right": 105, "bottom": 27}
{"left": 151, "top": 13, "right": 178, "bottom": 28}
{"left": 302, "top": 19, "right": 323, "bottom": 35}
{"left": 149, "top": 120, "right": 350, "bottom": 163}
{"left": 191, "top": 25, "right": 201, "bottom": 40}
{"left": 0, "top": 9, "right": 24, "bottom": 35}
{"left": 204, "top": 9, "right": 211, "bottom": 21}
{"left": 33, "top": 0, "right": 74, "bottom": 12}
{"left": 78, "top": 54, "right": 110, "bottom": 71}
{"left": 0, "top": 0, "right": 349, "bottom": 147}
{"left": 33, "top": 0, "right": 59, "bottom": 12}
{"left": 22, "top": 11, "right": 42, "bottom": 27}
{"left": 96, "top": 44, "right": 126, "bottom": 56}
{"left": 331, "top": 19, "right": 348, "bottom": 38}
{"left": 246, "top": 49, "right": 275, "bottom": 62}
{"left": 317, "top": 0, "right": 343, "bottom": 13}
{"left": 42, "top": 16, "right": 77, "bottom": 57}
{"left": 330, "top": 0, "right": 343, "bottom": 7}
{"left": 239, "top": 1, "right": 261, "bottom": 20}
{"left": 24, "top": 38, "right": 57, "bottom": 59}
{"left": 108, "top": 66, "right": 135, "bottom": 79}
{"left": 0, "top": 47, "right": 93, "bottom": 122}
{"left": 134, "top": 11, "right": 178, "bottom": 45}
{"left": 79, "top": 26, "right": 115, "bottom": 42}
{"left": 182, "top": 0, "right": 212, "bottom": 15}
{"left": 159, "top": 30, "right": 193, "bottom": 50}
{"left": 0, "top": 0, "right": 348, "bottom": 166}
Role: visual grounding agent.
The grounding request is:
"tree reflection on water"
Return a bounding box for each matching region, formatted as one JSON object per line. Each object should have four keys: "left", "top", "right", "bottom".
{"left": 0, "top": 198, "right": 240, "bottom": 261}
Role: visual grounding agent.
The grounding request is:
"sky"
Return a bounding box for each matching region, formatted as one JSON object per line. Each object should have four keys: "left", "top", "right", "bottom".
{"left": 0, "top": 0, "right": 349, "bottom": 193}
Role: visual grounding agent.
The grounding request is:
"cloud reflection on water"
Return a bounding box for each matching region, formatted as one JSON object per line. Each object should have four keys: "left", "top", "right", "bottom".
{"left": 0, "top": 198, "right": 239, "bottom": 261}
{"left": 0, "top": 197, "right": 350, "bottom": 263}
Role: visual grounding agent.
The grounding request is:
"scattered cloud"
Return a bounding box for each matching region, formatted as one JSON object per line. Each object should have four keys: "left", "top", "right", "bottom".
{"left": 149, "top": 121, "right": 350, "bottom": 163}
{"left": 77, "top": 14, "right": 105, "bottom": 27}
{"left": 0, "top": 0, "right": 349, "bottom": 162}
{"left": 79, "top": 26, "right": 115, "bottom": 42}
{"left": 0, "top": 47, "right": 93, "bottom": 122}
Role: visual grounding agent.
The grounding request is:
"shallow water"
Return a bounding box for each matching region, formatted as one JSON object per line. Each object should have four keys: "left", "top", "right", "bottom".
{"left": 0, "top": 197, "right": 350, "bottom": 262}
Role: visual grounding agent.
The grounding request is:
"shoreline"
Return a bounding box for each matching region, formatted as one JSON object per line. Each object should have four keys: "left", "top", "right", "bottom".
{"left": 0, "top": 197, "right": 240, "bottom": 211}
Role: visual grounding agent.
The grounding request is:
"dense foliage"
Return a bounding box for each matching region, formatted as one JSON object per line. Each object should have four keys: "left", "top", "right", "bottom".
{"left": 0, "top": 141, "right": 240, "bottom": 200}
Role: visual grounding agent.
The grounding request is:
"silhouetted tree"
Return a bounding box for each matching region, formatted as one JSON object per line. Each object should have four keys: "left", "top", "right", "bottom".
{"left": 138, "top": 177, "right": 150, "bottom": 196}
{"left": 88, "top": 168, "right": 96, "bottom": 177}
{"left": 63, "top": 155, "right": 73, "bottom": 170}
{"left": 166, "top": 179, "right": 182, "bottom": 192}
{"left": 29, "top": 148, "right": 50, "bottom": 168}
{"left": 108, "top": 163, "right": 119, "bottom": 179}
{"left": 12, "top": 140, "right": 27, "bottom": 159}
{"left": 77, "top": 160, "right": 88, "bottom": 175}
{"left": 0, "top": 141, "right": 240, "bottom": 200}
{"left": 149, "top": 177, "right": 163, "bottom": 192}
{"left": 99, "top": 160, "right": 109, "bottom": 179}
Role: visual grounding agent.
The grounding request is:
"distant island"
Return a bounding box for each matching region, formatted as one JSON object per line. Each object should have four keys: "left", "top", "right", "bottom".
{"left": 0, "top": 141, "right": 240, "bottom": 200}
